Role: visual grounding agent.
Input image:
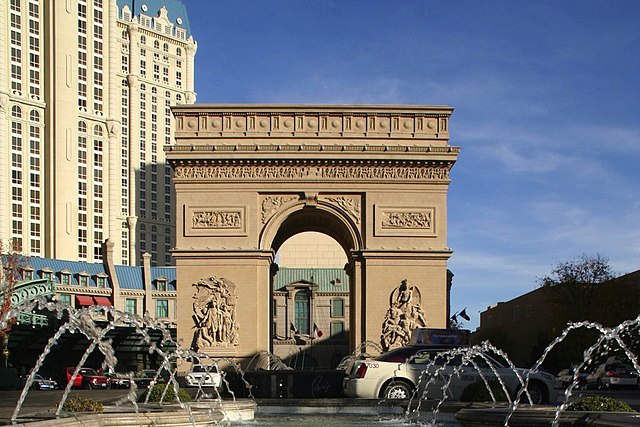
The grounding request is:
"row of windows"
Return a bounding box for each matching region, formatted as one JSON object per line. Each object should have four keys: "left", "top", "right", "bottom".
{"left": 57, "top": 295, "right": 170, "bottom": 320}
{"left": 21, "top": 269, "right": 108, "bottom": 288}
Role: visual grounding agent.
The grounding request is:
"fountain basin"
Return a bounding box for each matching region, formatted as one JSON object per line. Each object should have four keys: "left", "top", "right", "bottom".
{"left": 455, "top": 406, "right": 640, "bottom": 427}
{"left": 7, "top": 400, "right": 256, "bottom": 427}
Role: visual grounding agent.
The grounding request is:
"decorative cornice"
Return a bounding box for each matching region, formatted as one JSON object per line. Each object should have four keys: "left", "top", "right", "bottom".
{"left": 171, "top": 105, "right": 453, "bottom": 142}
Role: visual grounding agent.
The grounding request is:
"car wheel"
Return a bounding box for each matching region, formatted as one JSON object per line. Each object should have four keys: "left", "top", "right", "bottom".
{"left": 382, "top": 380, "right": 413, "bottom": 400}
{"left": 524, "top": 381, "right": 547, "bottom": 405}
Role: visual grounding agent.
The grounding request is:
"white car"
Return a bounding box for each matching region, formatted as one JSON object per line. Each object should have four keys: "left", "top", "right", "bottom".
{"left": 343, "top": 345, "right": 561, "bottom": 404}
{"left": 185, "top": 364, "right": 222, "bottom": 388}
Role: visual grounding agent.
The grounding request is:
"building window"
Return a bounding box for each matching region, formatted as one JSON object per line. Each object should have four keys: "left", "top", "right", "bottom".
{"left": 156, "top": 299, "right": 168, "bottom": 318}
{"left": 156, "top": 279, "right": 167, "bottom": 291}
{"left": 294, "top": 289, "right": 310, "bottom": 335}
{"left": 125, "top": 298, "right": 137, "bottom": 315}
{"left": 513, "top": 305, "right": 520, "bottom": 321}
{"left": 60, "top": 273, "right": 70, "bottom": 285}
{"left": 96, "top": 277, "right": 106, "bottom": 288}
{"left": 58, "top": 294, "right": 71, "bottom": 306}
{"left": 526, "top": 304, "right": 532, "bottom": 318}
{"left": 23, "top": 269, "right": 34, "bottom": 281}
{"left": 330, "top": 321, "right": 344, "bottom": 336}
{"left": 79, "top": 275, "right": 88, "bottom": 287}
{"left": 41, "top": 271, "right": 52, "bottom": 281}
{"left": 331, "top": 298, "right": 344, "bottom": 318}
{"left": 272, "top": 299, "right": 277, "bottom": 317}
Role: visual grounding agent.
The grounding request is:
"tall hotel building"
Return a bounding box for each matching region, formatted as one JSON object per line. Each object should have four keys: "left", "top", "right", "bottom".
{"left": 0, "top": 0, "right": 197, "bottom": 266}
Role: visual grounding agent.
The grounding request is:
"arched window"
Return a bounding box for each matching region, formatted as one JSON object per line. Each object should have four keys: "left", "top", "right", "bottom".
{"left": 78, "top": 121, "right": 87, "bottom": 133}
{"left": 11, "top": 105, "right": 22, "bottom": 118}
{"left": 294, "top": 289, "right": 310, "bottom": 335}
{"left": 176, "top": 47, "right": 182, "bottom": 56}
{"left": 93, "top": 124, "right": 102, "bottom": 136}
{"left": 154, "top": 40, "right": 160, "bottom": 49}
{"left": 140, "top": 35, "right": 146, "bottom": 45}
{"left": 163, "top": 43, "right": 168, "bottom": 52}
{"left": 30, "top": 110, "right": 40, "bottom": 122}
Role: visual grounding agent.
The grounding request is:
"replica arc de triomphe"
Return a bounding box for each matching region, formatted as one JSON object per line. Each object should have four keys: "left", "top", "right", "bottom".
{"left": 166, "top": 105, "right": 459, "bottom": 365}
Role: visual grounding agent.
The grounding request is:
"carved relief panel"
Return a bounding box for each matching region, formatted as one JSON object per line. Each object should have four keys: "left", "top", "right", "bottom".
{"left": 375, "top": 206, "right": 435, "bottom": 237}
{"left": 192, "top": 276, "right": 239, "bottom": 350}
{"left": 185, "top": 206, "right": 247, "bottom": 236}
{"left": 380, "top": 279, "right": 428, "bottom": 351}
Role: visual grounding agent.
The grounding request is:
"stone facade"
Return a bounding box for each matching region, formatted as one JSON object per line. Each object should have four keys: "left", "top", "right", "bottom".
{"left": 167, "top": 104, "right": 459, "bottom": 365}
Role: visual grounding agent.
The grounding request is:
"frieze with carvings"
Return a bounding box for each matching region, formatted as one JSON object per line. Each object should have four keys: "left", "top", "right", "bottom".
{"left": 261, "top": 195, "right": 299, "bottom": 223}
{"left": 192, "top": 276, "right": 239, "bottom": 349}
{"left": 323, "top": 196, "right": 361, "bottom": 224}
{"left": 174, "top": 163, "right": 450, "bottom": 182}
{"left": 375, "top": 206, "right": 436, "bottom": 237}
{"left": 185, "top": 206, "right": 247, "bottom": 236}
{"left": 192, "top": 210, "right": 242, "bottom": 229}
{"left": 382, "top": 211, "right": 431, "bottom": 229}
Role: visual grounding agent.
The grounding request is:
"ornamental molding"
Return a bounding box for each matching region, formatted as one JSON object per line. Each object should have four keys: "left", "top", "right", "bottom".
{"left": 172, "top": 105, "right": 453, "bottom": 141}
{"left": 120, "top": 290, "right": 146, "bottom": 297}
{"left": 173, "top": 161, "right": 452, "bottom": 183}
{"left": 55, "top": 286, "right": 112, "bottom": 295}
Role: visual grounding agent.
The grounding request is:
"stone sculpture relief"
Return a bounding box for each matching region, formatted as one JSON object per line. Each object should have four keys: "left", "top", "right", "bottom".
{"left": 382, "top": 211, "right": 431, "bottom": 229}
{"left": 324, "top": 196, "right": 360, "bottom": 224}
{"left": 380, "top": 279, "right": 428, "bottom": 351}
{"left": 261, "top": 195, "right": 299, "bottom": 223}
{"left": 192, "top": 210, "right": 241, "bottom": 229}
{"left": 192, "top": 276, "right": 239, "bottom": 350}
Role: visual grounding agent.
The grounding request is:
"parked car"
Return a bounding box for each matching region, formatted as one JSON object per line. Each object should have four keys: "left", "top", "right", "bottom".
{"left": 18, "top": 374, "right": 58, "bottom": 390}
{"left": 62, "top": 367, "right": 108, "bottom": 389}
{"left": 343, "top": 344, "right": 561, "bottom": 404}
{"left": 105, "top": 372, "right": 131, "bottom": 389}
{"left": 557, "top": 367, "right": 589, "bottom": 389}
{"left": 133, "top": 369, "right": 167, "bottom": 388}
{"left": 185, "top": 364, "right": 222, "bottom": 388}
{"left": 585, "top": 363, "right": 639, "bottom": 389}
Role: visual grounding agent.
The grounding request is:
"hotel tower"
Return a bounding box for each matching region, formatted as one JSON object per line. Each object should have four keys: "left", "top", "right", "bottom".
{"left": 0, "top": 0, "right": 197, "bottom": 266}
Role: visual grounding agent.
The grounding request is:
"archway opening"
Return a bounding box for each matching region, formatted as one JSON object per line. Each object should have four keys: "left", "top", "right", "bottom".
{"left": 269, "top": 208, "right": 356, "bottom": 369}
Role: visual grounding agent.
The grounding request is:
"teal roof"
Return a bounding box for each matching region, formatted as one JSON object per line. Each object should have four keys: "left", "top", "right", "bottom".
{"left": 21, "top": 257, "right": 110, "bottom": 288}
{"left": 16, "top": 256, "right": 176, "bottom": 291}
{"left": 114, "top": 264, "right": 144, "bottom": 290}
{"left": 273, "top": 268, "right": 348, "bottom": 293}
{"left": 117, "top": 0, "right": 192, "bottom": 37}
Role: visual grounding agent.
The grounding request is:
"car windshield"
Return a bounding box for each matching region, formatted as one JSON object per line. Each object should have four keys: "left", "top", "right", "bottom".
{"left": 411, "top": 350, "right": 505, "bottom": 369}
{"left": 79, "top": 368, "right": 97, "bottom": 375}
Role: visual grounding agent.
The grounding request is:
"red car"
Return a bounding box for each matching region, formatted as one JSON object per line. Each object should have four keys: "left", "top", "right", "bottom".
{"left": 63, "top": 367, "right": 108, "bottom": 389}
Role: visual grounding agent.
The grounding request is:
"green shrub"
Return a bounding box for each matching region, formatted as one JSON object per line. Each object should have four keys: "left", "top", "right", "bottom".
{"left": 568, "top": 396, "right": 635, "bottom": 412}
{"left": 460, "top": 380, "right": 509, "bottom": 402}
{"left": 139, "top": 383, "right": 191, "bottom": 404}
{"left": 61, "top": 395, "right": 103, "bottom": 412}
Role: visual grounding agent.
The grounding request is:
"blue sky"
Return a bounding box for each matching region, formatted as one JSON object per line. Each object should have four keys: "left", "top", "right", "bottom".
{"left": 184, "top": 1, "right": 640, "bottom": 330}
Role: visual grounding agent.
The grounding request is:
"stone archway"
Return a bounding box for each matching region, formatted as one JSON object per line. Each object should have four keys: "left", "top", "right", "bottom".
{"left": 167, "top": 105, "right": 458, "bottom": 366}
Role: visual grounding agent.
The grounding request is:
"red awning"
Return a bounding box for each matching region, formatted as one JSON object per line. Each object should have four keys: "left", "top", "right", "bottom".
{"left": 94, "top": 296, "right": 112, "bottom": 306}
{"left": 75, "top": 295, "right": 94, "bottom": 306}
